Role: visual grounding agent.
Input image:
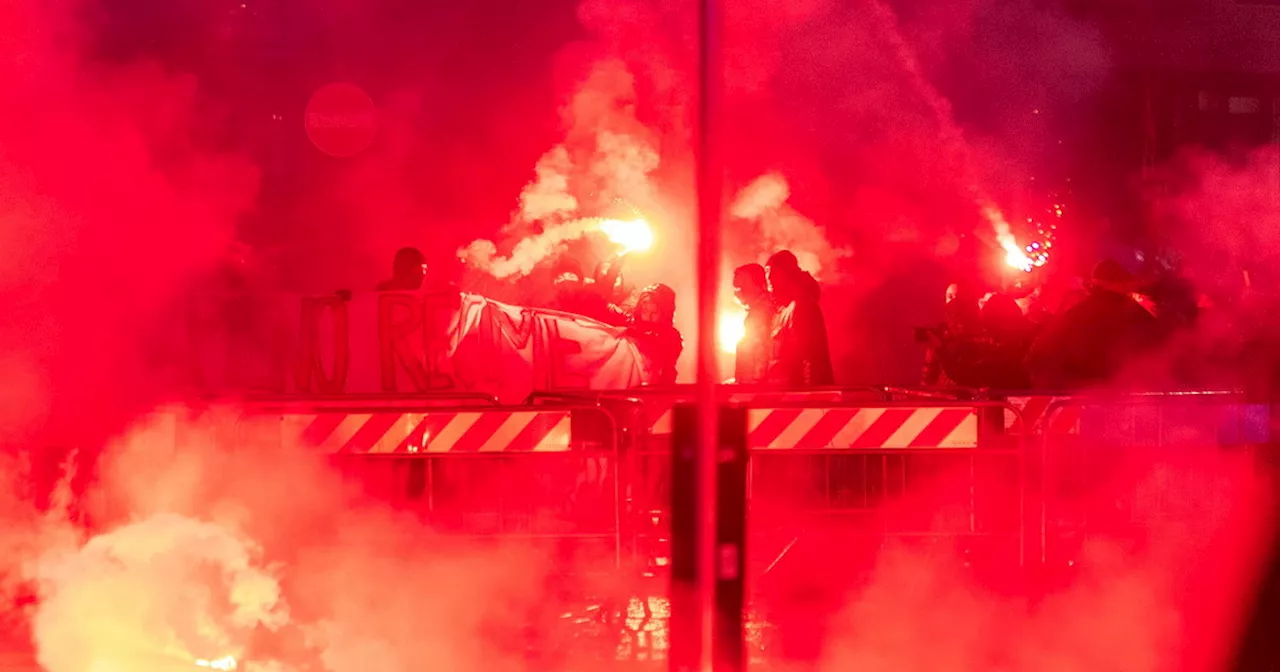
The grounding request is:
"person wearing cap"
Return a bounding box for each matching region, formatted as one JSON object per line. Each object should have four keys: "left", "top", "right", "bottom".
{"left": 1025, "top": 259, "right": 1161, "bottom": 389}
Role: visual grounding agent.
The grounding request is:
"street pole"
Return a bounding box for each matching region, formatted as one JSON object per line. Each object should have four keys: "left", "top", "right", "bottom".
{"left": 672, "top": 0, "right": 725, "bottom": 669}
{"left": 696, "top": 0, "right": 724, "bottom": 667}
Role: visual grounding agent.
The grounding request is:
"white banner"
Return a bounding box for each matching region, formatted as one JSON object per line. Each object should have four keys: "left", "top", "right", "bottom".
{"left": 183, "top": 292, "right": 653, "bottom": 403}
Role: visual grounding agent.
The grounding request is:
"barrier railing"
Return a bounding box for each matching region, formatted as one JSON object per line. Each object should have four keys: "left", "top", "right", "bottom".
{"left": 745, "top": 400, "right": 1029, "bottom": 575}
{"left": 589, "top": 396, "right": 1030, "bottom": 582}
{"left": 1034, "top": 391, "right": 1271, "bottom": 565}
{"left": 150, "top": 387, "right": 1275, "bottom": 580}
{"left": 208, "top": 401, "right": 625, "bottom": 569}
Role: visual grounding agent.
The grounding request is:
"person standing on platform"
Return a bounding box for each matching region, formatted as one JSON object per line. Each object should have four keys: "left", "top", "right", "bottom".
{"left": 765, "top": 250, "right": 834, "bottom": 387}
{"left": 732, "top": 263, "right": 775, "bottom": 384}
{"left": 628, "top": 283, "right": 683, "bottom": 385}
{"left": 376, "top": 247, "right": 428, "bottom": 291}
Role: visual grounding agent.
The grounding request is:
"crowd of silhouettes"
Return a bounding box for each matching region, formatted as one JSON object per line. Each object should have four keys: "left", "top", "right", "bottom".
{"left": 919, "top": 257, "right": 1209, "bottom": 392}
{"left": 372, "top": 246, "right": 685, "bottom": 385}
{"left": 731, "top": 250, "right": 834, "bottom": 388}
{"left": 369, "top": 245, "right": 841, "bottom": 389}
{"left": 368, "top": 244, "right": 1264, "bottom": 393}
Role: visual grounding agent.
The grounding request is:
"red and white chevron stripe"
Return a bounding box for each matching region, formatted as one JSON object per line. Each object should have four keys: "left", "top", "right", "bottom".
{"left": 1003, "top": 396, "right": 1081, "bottom": 435}
{"left": 648, "top": 391, "right": 846, "bottom": 435}
{"left": 279, "top": 411, "right": 573, "bottom": 453}
{"left": 746, "top": 407, "right": 978, "bottom": 449}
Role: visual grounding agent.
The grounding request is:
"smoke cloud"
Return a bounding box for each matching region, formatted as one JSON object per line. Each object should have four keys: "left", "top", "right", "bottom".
{"left": 31, "top": 514, "right": 287, "bottom": 672}
{"left": 729, "top": 173, "right": 848, "bottom": 278}
{"left": 13, "top": 408, "right": 575, "bottom": 672}
{"left": 461, "top": 59, "right": 666, "bottom": 280}
{"left": 0, "top": 0, "right": 259, "bottom": 450}
{"left": 0, "top": 403, "right": 1271, "bottom": 672}
{"left": 1152, "top": 146, "right": 1280, "bottom": 289}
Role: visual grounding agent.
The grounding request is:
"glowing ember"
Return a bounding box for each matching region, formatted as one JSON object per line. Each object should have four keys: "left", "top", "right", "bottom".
{"left": 1132, "top": 292, "right": 1157, "bottom": 316}
{"left": 599, "top": 218, "right": 654, "bottom": 253}
{"left": 718, "top": 307, "right": 746, "bottom": 354}
{"left": 195, "top": 656, "right": 237, "bottom": 671}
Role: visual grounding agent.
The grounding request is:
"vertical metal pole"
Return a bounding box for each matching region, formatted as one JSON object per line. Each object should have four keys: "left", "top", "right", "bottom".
{"left": 715, "top": 406, "right": 748, "bottom": 671}
{"left": 696, "top": 0, "right": 724, "bottom": 668}
{"left": 671, "top": 405, "right": 703, "bottom": 672}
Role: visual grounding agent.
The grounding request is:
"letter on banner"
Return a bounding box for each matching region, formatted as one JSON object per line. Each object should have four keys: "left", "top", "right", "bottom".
{"left": 295, "top": 295, "right": 349, "bottom": 394}
{"left": 546, "top": 317, "right": 588, "bottom": 389}
{"left": 421, "top": 291, "right": 458, "bottom": 389}
{"left": 378, "top": 292, "right": 429, "bottom": 392}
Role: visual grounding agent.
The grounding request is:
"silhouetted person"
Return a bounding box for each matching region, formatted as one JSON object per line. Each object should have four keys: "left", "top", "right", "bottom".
{"left": 1141, "top": 259, "right": 1199, "bottom": 338}
{"left": 766, "top": 250, "right": 834, "bottom": 387}
{"left": 548, "top": 256, "right": 630, "bottom": 325}
{"left": 974, "top": 294, "right": 1035, "bottom": 389}
{"left": 920, "top": 281, "right": 982, "bottom": 386}
{"left": 376, "top": 247, "right": 427, "bottom": 291}
{"left": 732, "top": 263, "right": 775, "bottom": 384}
{"left": 627, "top": 284, "right": 682, "bottom": 385}
{"left": 1026, "top": 260, "right": 1161, "bottom": 390}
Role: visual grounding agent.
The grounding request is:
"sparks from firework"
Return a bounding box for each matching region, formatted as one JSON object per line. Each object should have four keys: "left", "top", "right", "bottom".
{"left": 718, "top": 306, "right": 747, "bottom": 354}
{"left": 861, "top": 0, "right": 1068, "bottom": 274}
{"left": 991, "top": 200, "right": 1061, "bottom": 273}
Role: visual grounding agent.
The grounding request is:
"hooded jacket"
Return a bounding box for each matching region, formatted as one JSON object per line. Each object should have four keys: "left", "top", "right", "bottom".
{"left": 768, "top": 272, "right": 834, "bottom": 387}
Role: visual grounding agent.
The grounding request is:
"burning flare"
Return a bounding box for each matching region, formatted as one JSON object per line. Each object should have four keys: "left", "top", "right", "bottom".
{"left": 985, "top": 200, "right": 1060, "bottom": 273}
{"left": 718, "top": 307, "right": 747, "bottom": 355}
{"left": 599, "top": 218, "right": 653, "bottom": 254}
{"left": 986, "top": 204, "right": 1053, "bottom": 273}
{"left": 196, "top": 656, "right": 238, "bottom": 670}
{"left": 461, "top": 215, "right": 656, "bottom": 279}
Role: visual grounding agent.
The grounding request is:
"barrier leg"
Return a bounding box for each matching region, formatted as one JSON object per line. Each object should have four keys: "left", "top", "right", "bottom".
{"left": 715, "top": 407, "right": 747, "bottom": 671}
{"left": 671, "top": 404, "right": 748, "bottom": 672}
{"left": 670, "top": 404, "right": 702, "bottom": 672}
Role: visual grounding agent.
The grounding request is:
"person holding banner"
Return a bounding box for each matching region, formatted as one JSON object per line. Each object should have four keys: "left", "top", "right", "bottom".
{"left": 626, "top": 283, "right": 682, "bottom": 385}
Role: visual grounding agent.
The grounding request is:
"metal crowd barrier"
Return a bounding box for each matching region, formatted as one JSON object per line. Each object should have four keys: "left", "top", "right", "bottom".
{"left": 741, "top": 400, "right": 1029, "bottom": 579}
{"left": 141, "top": 388, "right": 1279, "bottom": 584}
{"left": 1025, "top": 391, "right": 1271, "bottom": 565}
{"left": 154, "top": 399, "right": 626, "bottom": 569}
{"left": 560, "top": 390, "right": 1031, "bottom": 578}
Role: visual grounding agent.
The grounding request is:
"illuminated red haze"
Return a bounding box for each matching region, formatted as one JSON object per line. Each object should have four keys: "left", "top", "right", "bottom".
{"left": 0, "top": 407, "right": 1264, "bottom": 672}
{"left": 0, "top": 0, "right": 1270, "bottom": 669}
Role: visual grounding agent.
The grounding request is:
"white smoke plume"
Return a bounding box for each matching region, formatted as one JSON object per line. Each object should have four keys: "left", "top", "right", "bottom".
{"left": 30, "top": 513, "right": 287, "bottom": 672}
{"left": 729, "top": 172, "right": 848, "bottom": 278}
{"left": 461, "top": 59, "right": 664, "bottom": 280}
{"left": 11, "top": 407, "right": 572, "bottom": 672}
{"left": 518, "top": 146, "right": 580, "bottom": 224}
{"left": 461, "top": 216, "right": 609, "bottom": 279}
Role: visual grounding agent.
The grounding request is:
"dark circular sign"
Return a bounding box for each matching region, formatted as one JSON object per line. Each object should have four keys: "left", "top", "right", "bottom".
{"left": 304, "top": 82, "right": 378, "bottom": 158}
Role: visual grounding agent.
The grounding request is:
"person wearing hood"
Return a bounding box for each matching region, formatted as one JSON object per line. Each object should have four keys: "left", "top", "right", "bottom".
{"left": 376, "top": 247, "right": 428, "bottom": 291}
{"left": 1025, "top": 259, "right": 1161, "bottom": 390}
{"left": 920, "top": 281, "right": 982, "bottom": 387}
{"left": 973, "top": 293, "right": 1036, "bottom": 389}
{"left": 627, "top": 283, "right": 683, "bottom": 385}
{"left": 765, "top": 250, "right": 834, "bottom": 387}
{"left": 732, "top": 263, "right": 776, "bottom": 384}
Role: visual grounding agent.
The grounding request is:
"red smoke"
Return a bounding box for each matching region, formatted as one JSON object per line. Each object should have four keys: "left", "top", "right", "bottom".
{"left": 0, "top": 1, "right": 256, "bottom": 449}
{"left": 0, "top": 0, "right": 1274, "bottom": 670}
